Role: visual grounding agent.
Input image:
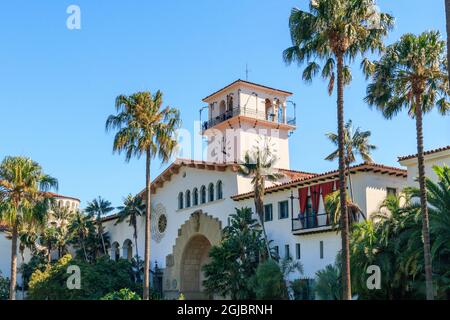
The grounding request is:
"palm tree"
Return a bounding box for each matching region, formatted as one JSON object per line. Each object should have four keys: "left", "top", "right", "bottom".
{"left": 0, "top": 156, "right": 58, "bottom": 300}
{"left": 283, "top": 0, "right": 393, "bottom": 300}
{"left": 445, "top": 0, "right": 450, "bottom": 86}
{"left": 85, "top": 196, "right": 114, "bottom": 256}
{"left": 325, "top": 190, "right": 364, "bottom": 228}
{"left": 115, "top": 194, "right": 145, "bottom": 259}
{"left": 325, "top": 120, "right": 376, "bottom": 201}
{"left": 239, "top": 143, "right": 284, "bottom": 258}
{"left": 106, "top": 90, "right": 181, "bottom": 300}
{"left": 68, "top": 210, "right": 92, "bottom": 262}
{"left": 365, "top": 31, "right": 450, "bottom": 300}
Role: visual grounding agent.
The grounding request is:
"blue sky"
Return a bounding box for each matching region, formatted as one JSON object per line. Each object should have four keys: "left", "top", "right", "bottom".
{"left": 0, "top": 0, "right": 449, "bottom": 208}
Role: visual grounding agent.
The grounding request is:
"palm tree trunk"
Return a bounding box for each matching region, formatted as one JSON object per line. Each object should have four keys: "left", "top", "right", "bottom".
{"left": 445, "top": 0, "right": 450, "bottom": 88}
{"left": 133, "top": 221, "right": 139, "bottom": 260}
{"left": 143, "top": 147, "right": 151, "bottom": 300}
{"left": 99, "top": 221, "right": 107, "bottom": 255}
{"left": 80, "top": 238, "right": 88, "bottom": 262}
{"left": 346, "top": 163, "right": 354, "bottom": 202}
{"left": 336, "top": 53, "right": 351, "bottom": 300}
{"left": 414, "top": 96, "right": 434, "bottom": 300}
{"left": 9, "top": 223, "right": 18, "bottom": 300}
{"left": 254, "top": 179, "right": 271, "bottom": 260}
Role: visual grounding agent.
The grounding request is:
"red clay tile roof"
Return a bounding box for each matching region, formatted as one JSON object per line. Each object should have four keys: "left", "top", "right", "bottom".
{"left": 202, "top": 79, "right": 293, "bottom": 102}
{"left": 47, "top": 193, "right": 81, "bottom": 202}
{"left": 398, "top": 145, "right": 450, "bottom": 162}
{"left": 231, "top": 162, "right": 407, "bottom": 201}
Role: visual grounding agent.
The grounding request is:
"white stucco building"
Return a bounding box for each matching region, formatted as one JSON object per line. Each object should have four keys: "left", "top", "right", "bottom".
{"left": 1, "top": 80, "right": 447, "bottom": 300}
{"left": 102, "top": 80, "right": 437, "bottom": 300}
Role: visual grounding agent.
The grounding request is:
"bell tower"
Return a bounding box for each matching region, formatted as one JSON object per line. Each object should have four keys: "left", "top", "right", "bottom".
{"left": 201, "top": 80, "right": 296, "bottom": 169}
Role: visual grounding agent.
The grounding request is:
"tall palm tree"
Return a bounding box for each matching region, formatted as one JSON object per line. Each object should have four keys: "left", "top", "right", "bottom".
{"left": 115, "top": 194, "right": 145, "bottom": 259}
{"left": 365, "top": 31, "right": 450, "bottom": 300}
{"left": 445, "top": 0, "right": 450, "bottom": 86}
{"left": 106, "top": 90, "right": 181, "bottom": 300}
{"left": 325, "top": 120, "right": 376, "bottom": 201}
{"left": 238, "top": 143, "right": 284, "bottom": 258}
{"left": 85, "top": 196, "right": 114, "bottom": 255}
{"left": 0, "top": 156, "right": 58, "bottom": 300}
{"left": 283, "top": 0, "right": 393, "bottom": 299}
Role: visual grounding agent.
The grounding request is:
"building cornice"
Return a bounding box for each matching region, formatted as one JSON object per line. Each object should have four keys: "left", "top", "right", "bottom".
{"left": 231, "top": 162, "right": 407, "bottom": 201}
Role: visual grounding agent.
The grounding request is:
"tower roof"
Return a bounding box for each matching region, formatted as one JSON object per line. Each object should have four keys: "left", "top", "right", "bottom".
{"left": 202, "top": 79, "right": 293, "bottom": 103}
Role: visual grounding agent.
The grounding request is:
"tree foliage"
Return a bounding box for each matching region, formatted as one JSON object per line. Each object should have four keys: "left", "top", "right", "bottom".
{"left": 28, "top": 255, "right": 139, "bottom": 300}
{"left": 202, "top": 207, "right": 266, "bottom": 300}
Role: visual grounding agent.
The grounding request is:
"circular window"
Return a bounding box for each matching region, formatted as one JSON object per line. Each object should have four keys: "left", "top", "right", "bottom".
{"left": 158, "top": 214, "right": 167, "bottom": 233}
{"left": 151, "top": 203, "right": 167, "bottom": 243}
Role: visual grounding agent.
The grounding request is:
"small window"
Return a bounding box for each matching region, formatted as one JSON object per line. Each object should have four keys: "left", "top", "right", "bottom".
{"left": 320, "top": 241, "right": 324, "bottom": 259}
{"left": 178, "top": 192, "right": 184, "bottom": 210}
{"left": 285, "top": 244, "right": 290, "bottom": 259}
{"left": 185, "top": 190, "right": 191, "bottom": 208}
{"left": 264, "top": 204, "right": 273, "bottom": 222}
{"left": 387, "top": 187, "right": 397, "bottom": 197}
{"left": 278, "top": 201, "right": 289, "bottom": 219}
{"left": 200, "top": 186, "right": 206, "bottom": 204}
{"left": 296, "top": 243, "right": 301, "bottom": 260}
{"left": 216, "top": 181, "right": 223, "bottom": 200}
{"left": 193, "top": 188, "right": 199, "bottom": 206}
{"left": 208, "top": 183, "right": 214, "bottom": 202}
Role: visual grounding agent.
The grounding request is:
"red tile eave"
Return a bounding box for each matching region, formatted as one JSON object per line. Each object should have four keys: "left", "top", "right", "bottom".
{"left": 398, "top": 145, "right": 450, "bottom": 162}
{"left": 137, "top": 159, "right": 241, "bottom": 197}
{"left": 47, "top": 192, "right": 81, "bottom": 203}
{"left": 231, "top": 163, "right": 407, "bottom": 201}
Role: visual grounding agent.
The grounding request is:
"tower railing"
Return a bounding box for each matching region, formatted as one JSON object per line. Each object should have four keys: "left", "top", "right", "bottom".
{"left": 202, "top": 107, "right": 296, "bottom": 132}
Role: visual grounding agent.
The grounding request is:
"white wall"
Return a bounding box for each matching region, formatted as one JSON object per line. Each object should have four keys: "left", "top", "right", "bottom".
{"left": 0, "top": 232, "right": 11, "bottom": 279}
{"left": 400, "top": 150, "right": 450, "bottom": 186}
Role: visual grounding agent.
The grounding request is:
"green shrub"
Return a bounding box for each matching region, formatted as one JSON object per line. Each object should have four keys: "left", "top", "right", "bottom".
{"left": 252, "top": 260, "right": 288, "bottom": 300}
{"left": 28, "top": 254, "right": 140, "bottom": 300}
{"left": 101, "top": 288, "right": 141, "bottom": 300}
{"left": 0, "top": 271, "right": 9, "bottom": 300}
{"left": 291, "top": 279, "right": 315, "bottom": 300}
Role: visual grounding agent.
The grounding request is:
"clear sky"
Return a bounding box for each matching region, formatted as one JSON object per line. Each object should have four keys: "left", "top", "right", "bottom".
{"left": 0, "top": 0, "right": 449, "bottom": 208}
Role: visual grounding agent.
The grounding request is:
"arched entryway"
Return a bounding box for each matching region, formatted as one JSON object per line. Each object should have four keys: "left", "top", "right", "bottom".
{"left": 162, "top": 210, "right": 222, "bottom": 300}
{"left": 180, "top": 235, "right": 212, "bottom": 299}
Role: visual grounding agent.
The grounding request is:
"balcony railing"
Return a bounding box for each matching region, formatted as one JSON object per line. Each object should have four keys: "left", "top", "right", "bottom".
{"left": 202, "top": 107, "right": 296, "bottom": 131}
{"left": 292, "top": 212, "right": 332, "bottom": 233}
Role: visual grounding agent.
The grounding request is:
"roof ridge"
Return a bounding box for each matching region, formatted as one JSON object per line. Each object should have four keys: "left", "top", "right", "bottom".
{"left": 398, "top": 145, "right": 450, "bottom": 161}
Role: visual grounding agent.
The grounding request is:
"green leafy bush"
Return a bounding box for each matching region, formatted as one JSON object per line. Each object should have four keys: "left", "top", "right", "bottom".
{"left": 101, "top": 288, "right": 141, "bottom": 300}
{"left": 252, "top": 260, "right": 288, "bottom": 300}
{"left": 28, "top": 254, "right": 140, "bottom": 300}
{"left": 0, "top": 271, "right": 9, "bottom": 300}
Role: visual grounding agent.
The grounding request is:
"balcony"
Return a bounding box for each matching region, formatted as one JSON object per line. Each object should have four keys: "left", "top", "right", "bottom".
{"left": 202, "top": 107, "right": 296, "bottom": 132}
{"left": 291, "top": 212, "right": 333, "bottom": 235}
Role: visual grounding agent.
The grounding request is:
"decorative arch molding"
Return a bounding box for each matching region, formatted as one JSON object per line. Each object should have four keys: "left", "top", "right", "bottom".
{"left": 163, "top": 210, "right": 222, "bottom": 299}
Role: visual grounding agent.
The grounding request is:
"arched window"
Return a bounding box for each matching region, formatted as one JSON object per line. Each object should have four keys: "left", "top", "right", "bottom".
{"left": 216, "top": 180, "right": 223, "bottom": 200}
{"left": 208, "top": 183, "right": 214, "bottom": 202}
{"left": 178, "top": 192, "right": 184, "bottom": 210}
{"left": 200, "top": 186, "right": 206, "bottom": 204}
{"left": 219, "top": 100, "right": 226, "bottom": 115}
{"left": 111, "top": 242, "right": 120, "bottom": 261}
{"left": 265, "top": 99, "right": 274, "bottom": 121}
{"left": 122, "top": 239, "right": 133, "bottom": 262}
{"left": 227, "top": 96, "right": 233, "bottom": 112}
{"left": 185, "top": 190, "right": 191, "bottom": 208}
{"left": 193, "top": 188, "right": 199, "bottom": 206}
